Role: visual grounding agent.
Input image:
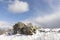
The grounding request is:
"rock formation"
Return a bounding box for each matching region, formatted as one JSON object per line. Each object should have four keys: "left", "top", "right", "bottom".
{"left": 13, "top": 22, "right": 36, "bottom": 35}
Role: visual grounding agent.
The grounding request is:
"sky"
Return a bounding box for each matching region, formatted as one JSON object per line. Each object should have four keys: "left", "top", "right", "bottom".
{"left": 0, "top": 0, "right": 60, "bottom": 28}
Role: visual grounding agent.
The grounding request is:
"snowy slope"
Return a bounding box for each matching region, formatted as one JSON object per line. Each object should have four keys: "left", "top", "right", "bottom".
{"left": 0, "top": 30, "right": 41, "bottom": 40}
{"left": 0, "top": 30, "right": 60, "bottom": 40}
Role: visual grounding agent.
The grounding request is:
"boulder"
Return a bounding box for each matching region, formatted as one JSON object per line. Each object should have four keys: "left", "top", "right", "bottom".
{"left": 13, "top": 22, "right": 36, "bottom": 35}
{"left": 13, "top": 22, "right": 26, "bottom": 34}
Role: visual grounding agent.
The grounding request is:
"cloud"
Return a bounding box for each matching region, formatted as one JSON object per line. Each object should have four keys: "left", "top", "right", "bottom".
{"left": 33, "top": 0, "right": 60, "bottom": 24}
{"left": 23, "top": 11, "right": 60, "bottom": 28}
{"left": 8, "top": 0, "right": 29, "bottom": 13}
{"left": 23, "top": 11, "right": 60, "bottom": 23}
{"left": 35, "top": 12, "right": 60, "bottom": 23}
{"left": 0, "top": 21, "right": 13, "bottom": 30}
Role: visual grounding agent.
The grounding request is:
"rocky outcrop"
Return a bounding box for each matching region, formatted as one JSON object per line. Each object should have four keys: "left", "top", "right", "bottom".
{"left": 13, "top": 22, "right": 36, "bottom": 35}
{"left": 13, "top": 22, "right": 27, "bottom": 34}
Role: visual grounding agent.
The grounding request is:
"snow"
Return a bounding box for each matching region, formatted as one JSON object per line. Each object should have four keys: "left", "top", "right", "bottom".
{"left": 0, "top": 30, "right": 40, "bottom": 40}
{"left": 0, "top": 30, "right": 60, "bottom": 40}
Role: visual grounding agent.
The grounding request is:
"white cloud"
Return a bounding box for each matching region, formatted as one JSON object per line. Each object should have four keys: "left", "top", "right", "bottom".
{"left": 24, "top": 11, "right": 60, "bottom": 23}
{"left": 8, "top": 0, "right": 29, "bottom": 13}
{"left": 35, "top": 12, "right": 60, "bottom": 23}
{"left": 0, "top": 21, "right": 13, "bottom": 30}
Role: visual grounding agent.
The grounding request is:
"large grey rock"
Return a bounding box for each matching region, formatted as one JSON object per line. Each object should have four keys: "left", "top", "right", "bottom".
{"left": 13, "top": 22, "right": 36, "bottom": 35}
{"left": 13, "top": 22, "right": 26, "bottom": 34}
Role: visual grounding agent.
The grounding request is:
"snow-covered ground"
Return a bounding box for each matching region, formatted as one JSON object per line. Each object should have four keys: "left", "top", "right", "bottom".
{"left": 0, "top": 30, "right": 60, "bottom": 40}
